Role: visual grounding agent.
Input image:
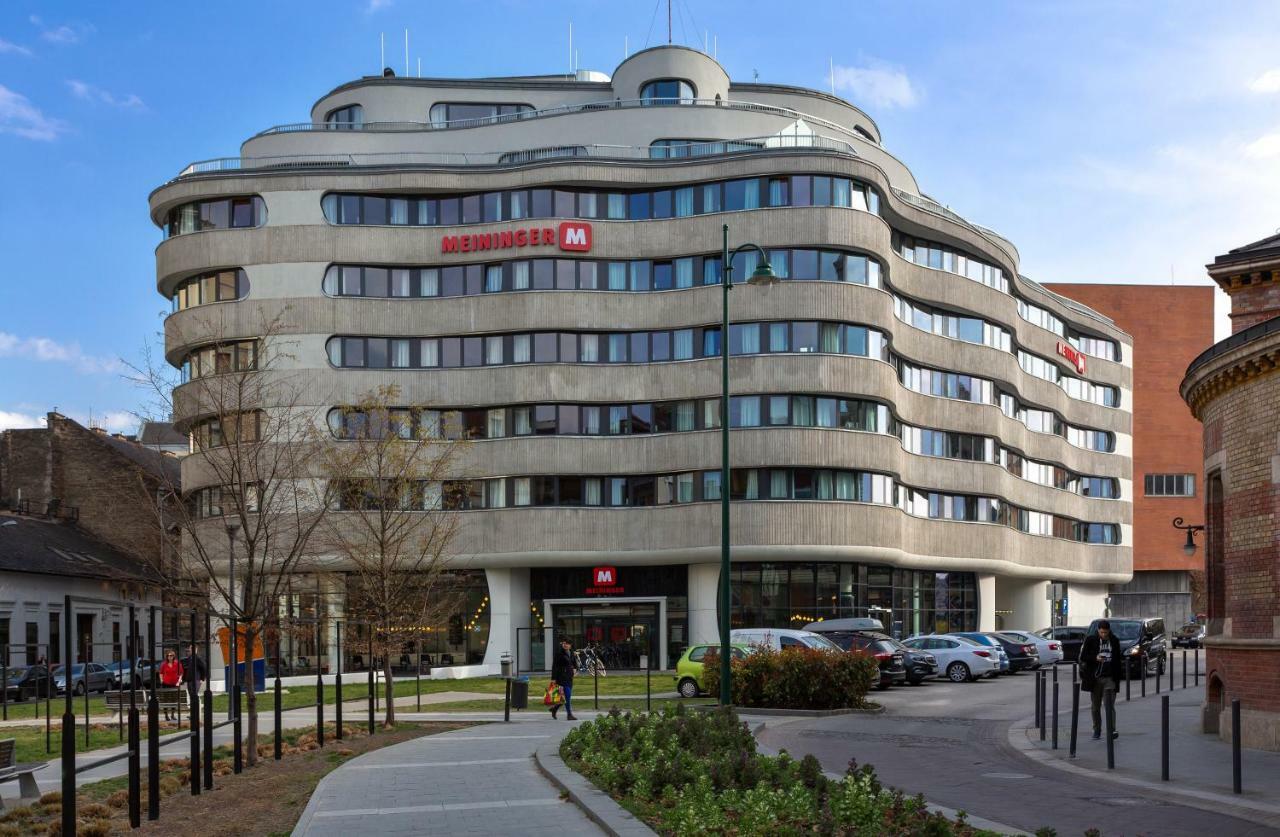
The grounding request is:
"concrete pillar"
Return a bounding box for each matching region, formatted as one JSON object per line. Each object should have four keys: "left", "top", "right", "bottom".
{"left": 1068, "top": 583, "right": 1110, "bottom": 625}
{"left": 689, "top": 563, "right": 720, "bottom": 645}
{"left": 481, "top": 567, "right": 529, "bottom": 672}
{"left": 994, "top": 577, "right": 1052, "bottom": 632}
{"left": 977, "top": 574, "right": 996, "bottom": 631}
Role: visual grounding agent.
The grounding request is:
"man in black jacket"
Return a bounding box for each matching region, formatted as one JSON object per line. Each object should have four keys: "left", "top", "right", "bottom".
{"left": 1079, "top": 620, "right": 1123, "bottom": 740}
{"left": 550, "top": 638, "right": 577, "bottom": 721}
{"left": 182, "top": 644, "right": 209, "bottom": 704}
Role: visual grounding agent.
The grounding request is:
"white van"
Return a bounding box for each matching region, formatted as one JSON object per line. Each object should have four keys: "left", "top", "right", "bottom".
{"left": 729, "top": 628, "right": 844, "bottom": 653}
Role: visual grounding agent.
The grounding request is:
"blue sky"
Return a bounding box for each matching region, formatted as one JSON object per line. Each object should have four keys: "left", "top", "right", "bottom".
{"left": 2, "top": 0, "right": 1277, "bottom": 432}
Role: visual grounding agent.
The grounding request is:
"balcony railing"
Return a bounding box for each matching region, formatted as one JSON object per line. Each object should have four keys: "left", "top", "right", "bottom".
{"left": 253, "top": 97, "right": 876, "bottom": 143}
{"left": 172, "top": 133, "right": 859, "bottom": 181}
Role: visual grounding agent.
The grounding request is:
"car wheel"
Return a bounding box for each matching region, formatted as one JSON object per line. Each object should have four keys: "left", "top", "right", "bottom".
{"left": 946, "top": 662, "right": 971, "bottom": 683}
{"left": 73, "top": 682, "right": 85, "bottom": 696}
{"left": 677, "top": 678, "right": 700, "bottom": 699}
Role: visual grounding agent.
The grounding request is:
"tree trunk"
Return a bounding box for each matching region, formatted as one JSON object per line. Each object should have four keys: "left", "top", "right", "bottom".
{"left": 243, "top": 626, "right": 258, "bottom": 767}
{"left": 382, "top": 656, "right": 395, "bottom": 728}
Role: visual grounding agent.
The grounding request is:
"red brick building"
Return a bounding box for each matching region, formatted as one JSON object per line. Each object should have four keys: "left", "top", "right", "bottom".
{"left": 1048, "top": 284, "right": 1214, "bottom": 625}
{"left": 1181, "top": 234, "right": 1280, "bottom": 751}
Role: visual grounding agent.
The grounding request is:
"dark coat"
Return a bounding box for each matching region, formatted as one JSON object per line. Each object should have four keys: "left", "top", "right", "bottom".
{"left": 551, "top": 647, "right": 575, "bottom": 686}
{"left": 182, "top": 654, "right": 208, "bottom": 684}
{"left": 1078, "top": 633, "right": 1123, "bottom": 688}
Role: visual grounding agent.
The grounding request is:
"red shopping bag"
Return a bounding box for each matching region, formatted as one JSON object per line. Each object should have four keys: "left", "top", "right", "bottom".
{"left": 543, "top": 682, "right": 564, "bottom": 706}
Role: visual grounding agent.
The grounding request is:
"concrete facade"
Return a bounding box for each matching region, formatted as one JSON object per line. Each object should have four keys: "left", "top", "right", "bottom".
{"left": 150, "top": 47, "right": 1133, "bottom": 673}
{"left": 1182, "top": 233, "right": 1280, "bottom": 751}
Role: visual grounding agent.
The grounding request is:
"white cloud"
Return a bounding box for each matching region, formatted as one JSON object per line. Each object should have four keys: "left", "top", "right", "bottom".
{"left": 29, "top": 16, "right": 91, "bottom": 45}
{"left": 0, "top": 332, "right": 123, "bottom": 375}
{"left": 0, "top": 84, "right": 66, "bottom": 140}
{"left": 365, "top": 0, "right": 393, "bottom": 11}
{"left": 0, "top": 37, "right": 32, "bottom": 56}
{"left": 1243, "top": 130, "right": 1280, "bottom": 158}
{"left": 67, "top": 80, "right": 145, "bottom": 111}
{"left": 0, "top": 411, "right": 42, "bottom": 431}
{"left": 832, "top": 61, "right": 918, "bottom": 109}
{"left": 1249, "top": 68, "right": 1280, "bottom": 93}
{"left": 0, "top": 409, "right": 137, "bottom": 434}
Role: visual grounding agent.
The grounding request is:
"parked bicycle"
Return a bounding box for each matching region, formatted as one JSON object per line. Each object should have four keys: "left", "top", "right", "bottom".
{"left": 575, "top": 646, "right": 607, "bottom": 676}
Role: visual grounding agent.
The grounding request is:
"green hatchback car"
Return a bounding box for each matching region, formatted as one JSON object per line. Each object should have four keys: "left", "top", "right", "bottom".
{"left": 674, "top": 643, "right": 752, "bottom": 698}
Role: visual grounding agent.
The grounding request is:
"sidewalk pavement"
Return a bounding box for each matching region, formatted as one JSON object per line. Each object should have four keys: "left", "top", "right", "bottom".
{"left": 1013, "top": 677, "right": 1280, "bottom": 828}
{"left": 292, "top": 717, "right": 607, "bottom": 836}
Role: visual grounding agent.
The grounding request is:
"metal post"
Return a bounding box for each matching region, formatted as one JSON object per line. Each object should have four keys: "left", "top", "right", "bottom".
{"left": 335, "top": 623, "right": 343, "bottom": 741}
{"left": 415, "top": 636, "right": 421, "bottom": 713}
{"left": 147, "top": 607, "right": 159, "bottom": 820}
{"left": 1125, "top": 652, "right": 1131, "bottom": 701}
{"left": 1039, "top": 670, "right": 1046, "bottom": 742}
{"left": 128, "top": 606, "right": 140, "bottom": 827}
{"left": 594, "top": 663, "right": 599, "bottom": 710}
{"left": 1034, "top": 669, "right": 1042, "bottom": 729}
{"left": 1156, "top": 653, "right": 1161, "bottom": 695}
{"left": 504, "top": 677, "right": 511, "bottom": 723}
{"left": 1069, "top": 681, "right": 1080, "bottom": 757}
{"left": 1052, "top": 681, "right": 1060, "bottom": 750}
{"left": 1161, "top": 695, "right": 1170, "bottom": 781}
{"left": 1194, "top": 647, "right": 1200, "bottom": 687}
{"left": 316, "top": 619, "right": 324, "bottom": 748}
{"left": 61, "top": 596, "right": 75, "bottom": 837}
{"left": 1141, "top": 654, "right": 1147, "bottom": 698}
{"left": 646, "top": 659, "right": 651, "bottom": 712}
{"left": 190, "top": 610, "right": 200, "bottom": 796}
{"left": 718, "top": 223, "right": 732, "bottom": 708}
{"left": 2, "top": 660, "right": 7, "bottom": 721}
{"left": 1232, "top": 698, "right": 1242, "bottom": 794}
{"left": 232, "top": 616, "right": 242, "bottom": 774}
{"left": 367, "top": 632, "right": 375, "bottom": 735}
{"left": 203, "top": 612, "right": 213, "bottom": 790}
{"left": 1182, "top": 649, "right": 1187, "bottom": 690}
{"left": 82, "top": 634, "right": 90, "bottom": 748}
{"left": 273, "top": 624, "right": 281, "bottom": 760}
{"left": 1105, "top": 693, "right": 1115, "bottom": 769}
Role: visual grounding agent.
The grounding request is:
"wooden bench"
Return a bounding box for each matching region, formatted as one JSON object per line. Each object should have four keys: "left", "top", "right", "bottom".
{"left": 155, "top": 687, "right": 188, "bottom": 717}
{"left": 0, "top": 737, "right": 45, "bottom": 806}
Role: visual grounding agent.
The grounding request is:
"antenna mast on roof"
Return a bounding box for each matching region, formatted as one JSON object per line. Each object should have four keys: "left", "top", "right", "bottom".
{"left": 624, "top": 35, "right": 628, "bottom": 58}
{"left": 569, "top": 22, "right": 573, "bottom": 74}
{"left": 668, "top": 0, "right": 672, "bottom": 44}
{"left": 380, "top": 32, "right": 384, "bottom": 73}
{"left": 404, "top": 29, "right": 409, "bottom": 76}
{"left": 830, "top": 57, "right": 836, "bottom": 95}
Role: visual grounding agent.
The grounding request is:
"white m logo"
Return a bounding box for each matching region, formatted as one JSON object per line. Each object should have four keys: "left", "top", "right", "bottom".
{"left": 564, "top": 228, "right": 587, "bottom": 246}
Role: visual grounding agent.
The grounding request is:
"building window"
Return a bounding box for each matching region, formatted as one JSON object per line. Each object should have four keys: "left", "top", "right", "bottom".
{"left": 1144, "top": 474, "right": 1195, "bottom": 497}
{"left": 180, "top": 340, "right": 258, "bottom": 382}
{"left": 165, "top": 196, "right": 266, "bottom": 238}
{"left": 324, "top": 104, "right": 363, "bottom": 129}
{"left": 429, "top": 102, "right": 533, "bottom": 127}
{"left": 172, "top": 269, "right": 248, "bottom": 312}
{"left": 640, "top": 79, "right": 696, "bottom": 104}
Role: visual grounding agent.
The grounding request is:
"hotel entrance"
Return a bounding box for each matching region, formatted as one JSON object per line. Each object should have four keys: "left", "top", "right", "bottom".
{"left": 542, "top": 598, "right": 668, "bottom": 670}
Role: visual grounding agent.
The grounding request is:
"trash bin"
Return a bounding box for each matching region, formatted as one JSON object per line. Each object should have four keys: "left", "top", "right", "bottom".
{"left": 511, "top": 676, "right": 530, "bottom": 710}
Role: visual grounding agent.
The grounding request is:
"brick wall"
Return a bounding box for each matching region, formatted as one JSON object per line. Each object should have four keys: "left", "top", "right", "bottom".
{"left": 0, "top": 428, "right": 52, "bottom": 510}
{"left": 1229, "top": 281, "right": 1280, "bottom": 333}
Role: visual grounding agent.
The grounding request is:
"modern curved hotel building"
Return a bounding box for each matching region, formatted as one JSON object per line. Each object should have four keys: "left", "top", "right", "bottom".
{"left": 151, "top": 46, "right": 1133, "bottom": 673}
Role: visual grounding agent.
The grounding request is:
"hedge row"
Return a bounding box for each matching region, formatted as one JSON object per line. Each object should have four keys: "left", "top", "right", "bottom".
{"left": 701, "top": 645, "right": 879, "bottom": 710}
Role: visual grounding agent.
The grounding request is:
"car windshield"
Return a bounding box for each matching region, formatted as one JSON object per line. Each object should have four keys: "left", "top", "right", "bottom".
{"left": 953, "top": 636, "right": 982, "bottom": 646}
{"left": 1105, "top": 622, "right": 1142, "bottom": 640}
{"left": 818, "top": 633, "right": 855, "bottom": 651}
{"left": 961, "top": 634, "right": 997, "bottom": 647}
{"left": 1000, "top": 632, "right": 1029, "bottom": 642}
{"left": 6, "top": 668, "right": 28, "bottom": 680}
{"left": 1178, "top": 624, "right": 1200, "bottom": 635}
{"left": 52, "top": 665, "right": 84, "bottom": 676}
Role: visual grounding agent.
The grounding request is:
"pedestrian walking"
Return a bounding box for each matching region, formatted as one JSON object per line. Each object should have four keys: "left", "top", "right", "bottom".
{"left": 1080, "top": 620, "right": 1122, "bottom": 740}
{"left": 182, "top": 643, "right": 207, "bottom": 706}
{"left": 550, "top": 638, "right": 577, "bottom": 721}
{"left": 158, "top": 650, "right": 184, "bottom": 721}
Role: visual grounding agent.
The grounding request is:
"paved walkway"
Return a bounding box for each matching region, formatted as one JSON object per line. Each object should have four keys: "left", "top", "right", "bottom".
{"left": 1015, "top": 676, "right": 1280, "bottom": 828}
{"left": 292, "top": 718, "right": 604, "bottom": 836}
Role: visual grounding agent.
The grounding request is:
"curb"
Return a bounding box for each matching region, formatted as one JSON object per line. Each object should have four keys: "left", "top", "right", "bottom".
{"left": 533, "top": 741, "right": 655, "bottom": 836}
{"left": 692, "top": 704, "right": 884, "bottom": 717}
{"left": 752, "top": 719, "right": 1029, "bottom": 836}
{"left": 1006, "top": 718, "right": 1280, "bottom": 830}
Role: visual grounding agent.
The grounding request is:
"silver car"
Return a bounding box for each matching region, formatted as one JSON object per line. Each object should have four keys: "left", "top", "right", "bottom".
{"left": 903, "top": 635, "right": 1002, "bottom": 683}
{"left": 53, "top": 663, "right": 114, "bottom": 695}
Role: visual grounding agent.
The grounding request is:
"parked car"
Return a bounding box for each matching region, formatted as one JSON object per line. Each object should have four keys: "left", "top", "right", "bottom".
{"left": 1087, "top": 618, "right": 1167, "bottom": 676}
{"left": 987, "top": 633, "right": 1040, "bottom": 672}
{"left": 729, "top": 628, "right": 844, "bottom": 654}
{"left": 106, "top": 658, "right": 155, "bottom": 689}
{"left": 673, "top": 643, "right": 752, "bottom": 698}
{"left": 803, "top": 620, "right": 908, "bottom": 689}
{"left": 890, "top": 638, "right": 938, "bottom": 685}
{"left": 947, "top": 633, "right": 1009, "bottom": 675}
{"left": 1000, "top": 630, "right": 1064, "bottom": 667}
{"left": 1036, "top": 626, "right": 1087, "bottom": 662}
{"left": 2, "top": 665, "right": 53, "bottom": 700}
{"left": 902, "top": 635, "right": 1000, "bottom": 682}
{"left": 52, "top": 663, "right": 114, "bottom": 696}
{"left": 1171, "top": 623, "right": 1205, "bottom": 649}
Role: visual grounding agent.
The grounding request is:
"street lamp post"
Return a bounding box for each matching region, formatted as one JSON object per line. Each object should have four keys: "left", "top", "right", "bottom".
{"left": 719, "top": 224, "right": 777, "bottom": 706}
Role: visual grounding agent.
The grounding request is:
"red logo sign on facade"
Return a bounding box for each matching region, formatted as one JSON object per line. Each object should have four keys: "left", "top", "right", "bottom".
{"left": 439, "top": 222, "right": 593, "bottom": 255}
{"left": 1056, "top": 341, "right": 1087, "bottom": 375}
{"left": 586, "top": 566, "right": 623, "bottom": 595}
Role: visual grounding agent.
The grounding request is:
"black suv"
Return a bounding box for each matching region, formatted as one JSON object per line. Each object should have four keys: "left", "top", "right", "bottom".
{"left": 1087, "top": 618, "right": 1167, "bottom": 676}
{"left": 804, "top": 621, "right": 908, "bottom": 689}
{"left": 1039, "top": 626, "right": 1087, "bottom": 662}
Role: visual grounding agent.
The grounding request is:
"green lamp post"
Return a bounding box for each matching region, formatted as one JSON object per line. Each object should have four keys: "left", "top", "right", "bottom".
{"left": 719, "top": 224, "right": 778, "bottom": 706}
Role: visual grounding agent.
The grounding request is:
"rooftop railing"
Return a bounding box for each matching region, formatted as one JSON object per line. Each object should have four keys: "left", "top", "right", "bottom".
{"left": 173, "top": 133, "right": 858, "bottom": 180}
{"left": 254, "top": 97, "right": 877, "bottom": 143}
{"left": 1185, "top": 313, "right": 1280, "bottom": 378}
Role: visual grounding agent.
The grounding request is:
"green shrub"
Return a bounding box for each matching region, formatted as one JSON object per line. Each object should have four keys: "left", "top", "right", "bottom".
{"left": 561, "top": 705, "right": 995, "bottom": 836}
{"left": 701, "top": 646, "right": 877, "bottom": 710}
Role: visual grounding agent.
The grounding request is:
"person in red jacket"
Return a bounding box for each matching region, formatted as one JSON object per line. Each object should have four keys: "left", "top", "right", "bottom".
{"left": 158, "top": 650, "right": 184, "bottom": 721}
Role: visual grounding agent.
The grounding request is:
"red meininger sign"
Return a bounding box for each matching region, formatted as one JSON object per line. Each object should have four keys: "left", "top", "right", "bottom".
{"left": 440, "top": 221, "right": 592, "bottom": 255}
{"left": 1055, "top": 341, "right": 1087, "bottom": 375}
{"left": 586, "top": 566, "right": 623, "bottom": 595}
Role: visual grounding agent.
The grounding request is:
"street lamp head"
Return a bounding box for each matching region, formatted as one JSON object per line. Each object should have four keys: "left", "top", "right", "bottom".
{"left": 1182, "top": 529, "right": 1198, "bottom": 558}
{"left": 747, "top": 260, "right": 778, "bottom": 286}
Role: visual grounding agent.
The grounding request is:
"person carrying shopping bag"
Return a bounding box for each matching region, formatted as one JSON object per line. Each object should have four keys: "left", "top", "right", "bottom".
{"left": 549, "top": 638, "right": 577, "bottom": 720}
{"left": 158, "top": 650, "right": 184, "bottom": 721}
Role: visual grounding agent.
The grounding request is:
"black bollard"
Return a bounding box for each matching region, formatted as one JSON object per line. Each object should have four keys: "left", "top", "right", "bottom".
{"left": 1052, "top": 681, "right": 1060, "bottom": 750}
{"left": 1161, "top": 695, "right": 1170, "bottom": 781}
{"left": 61, "top": 599, "right": 74, "bottom": 837}
{"left": 594, "top": 663, "right": 599, "bottom": 710}
{"left": 1069, "top": 682, "right": 1080, "bottom": 757}
{"left": 1155, "top": 654, "right": 1161, "bottom": 695}
{"left": 1194, "top": 647, "right": 1200, "bottom": 687}
{"left": 335, "top": 624, "right": 343, "bottom": 741}
{"left": 1105, "top": 695, "right": 1115, "bottom": 769}
{"left": 367, "top": 661, "right": 375, "bottom": 735}
{"left": 317, "top": 672, "right": 325, "bottom": 748}
{"left": 274, "top": 673, "right": 282, "bottom": 760}
{"left": 646, "top": 660, "right": 651, "bottom": 712}
{"left": 147, "top": 610, "right": 160, "bottom": 820}
{"left": 189, "top": 611, "right": 201, "bottom": 797}
{"left": 1035, "top": 669, "right": 1042, "bottom": 729}
{"left": 504, "top": 677, "right": 511, "bottom": 723}
{"left": 1232, "top": 699, "right": 1242, "bottom": 794}
{"left": 1125, "top": 654, "right": 1131, "bottom": 701}
{"left": 233, "top": 682, "right": 242, "bottom": 774}
{"left": 1039, "top": 671, "right": 1046, "bottom": 741}
{"left": 1182, "top": 650, "right": 1187, "bottom": 690}
{"left": 1141, "top": 655, "right": 1147, "bottom": 698}
{"left": 204, "top": 616, "right": 214, "bottom": 791}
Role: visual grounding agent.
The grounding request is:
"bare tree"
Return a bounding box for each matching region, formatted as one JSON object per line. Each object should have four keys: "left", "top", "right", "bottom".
{"left": 315, "top": 385, "right": 468, "bottom": 727}
{"left": 127, "top": 307, "right": 333, "bottom": 766}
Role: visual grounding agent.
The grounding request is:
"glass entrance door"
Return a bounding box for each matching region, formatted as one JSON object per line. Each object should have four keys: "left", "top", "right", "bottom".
{"left": 553, "top": 601, "right": 657, "bottom": 670}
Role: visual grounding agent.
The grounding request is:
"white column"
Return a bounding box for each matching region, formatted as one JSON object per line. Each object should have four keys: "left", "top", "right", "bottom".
{"left": 977, "top": 573, "right": 997, "bottom": 631}
{"left": 1068, "top": 583, "right": 1110, "bottom": 625}
{"left": 689, "top": 563, "right": 721, "bottom": 645}
{"left": 481, "top": 567, "right": 529, "bottom": 672}
{"left": 994, "top": 577, "right": 1052, "bottom": 631}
